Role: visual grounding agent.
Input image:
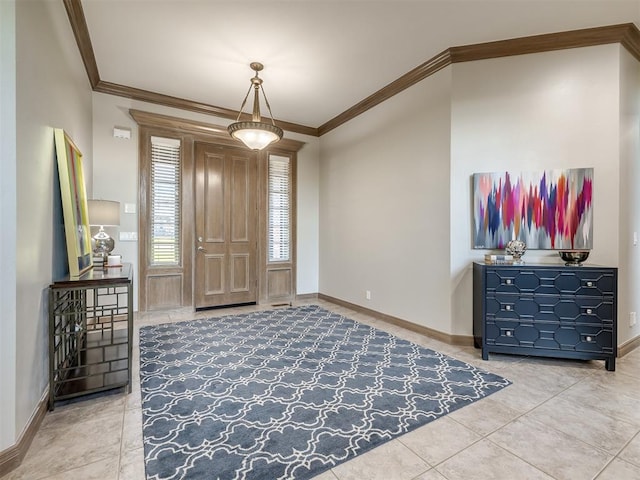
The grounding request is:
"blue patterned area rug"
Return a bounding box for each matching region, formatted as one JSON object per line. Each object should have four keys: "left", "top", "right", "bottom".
{"left": 139, "top": 305, "right": 510, "bottom": 480}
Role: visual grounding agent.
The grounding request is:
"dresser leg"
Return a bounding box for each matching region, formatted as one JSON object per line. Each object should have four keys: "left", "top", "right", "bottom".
{"left": 482, "top": 349, "right": 489, "bottom": 361}
{"left": 605, "top": 357, "right": 616, "bottom": 371}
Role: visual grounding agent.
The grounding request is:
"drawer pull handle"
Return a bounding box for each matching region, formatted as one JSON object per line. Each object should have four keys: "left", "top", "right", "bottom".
{"left": 506, "top": 279, "right": 512, "bottom": 285}
{"left": 505, "top": 305, "right": 511, "bottom": 311}
{"left": 586, "top": 281, "right": 593, "bottom": 287}
{"left": 586, "top": 308, "right": 593, "bottom": 314}
{"left": 586, "top": 336, "right": 593, "bottom": 342}
{"left": 505, "top": 330, "right": 513, "bottom": 337}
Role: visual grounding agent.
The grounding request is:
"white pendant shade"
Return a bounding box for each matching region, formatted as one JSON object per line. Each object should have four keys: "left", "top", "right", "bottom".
{"left": 228, "top": 121, "right": 282, "bottom": 150}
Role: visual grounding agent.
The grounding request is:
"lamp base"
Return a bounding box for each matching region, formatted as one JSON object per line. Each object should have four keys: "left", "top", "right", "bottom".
{"left": 92, "top": 228, "right": 115, "bottom": 268}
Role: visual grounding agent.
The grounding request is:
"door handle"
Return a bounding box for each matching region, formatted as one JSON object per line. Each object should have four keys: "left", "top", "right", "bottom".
{"left": 197, "top": 246, "right": 206, "bottom": 252}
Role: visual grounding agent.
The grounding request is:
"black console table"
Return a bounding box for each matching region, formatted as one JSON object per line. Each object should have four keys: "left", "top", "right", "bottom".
{"left": 473, "top": 262, "right": 617, "bottom": 371}
{"left": 48, "top": 264, "right": 133, "bottom": 409}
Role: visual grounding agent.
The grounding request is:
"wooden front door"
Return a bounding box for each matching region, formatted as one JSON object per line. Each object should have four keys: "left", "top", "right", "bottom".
{"left": 194, "top": 143, "right": 257, "bottom": 308}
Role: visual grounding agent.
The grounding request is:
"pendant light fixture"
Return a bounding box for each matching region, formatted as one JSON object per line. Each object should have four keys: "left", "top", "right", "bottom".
{"left": 228, "top": 62, "right": 283, "bottom": 150}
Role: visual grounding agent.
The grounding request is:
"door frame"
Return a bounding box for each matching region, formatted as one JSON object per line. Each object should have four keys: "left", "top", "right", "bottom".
{"left": 131, "top": 109, "right": 304, "bottom": 311}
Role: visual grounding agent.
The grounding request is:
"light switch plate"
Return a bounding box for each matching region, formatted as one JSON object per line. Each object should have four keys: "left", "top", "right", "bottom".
{"left": 119, "top": 231, "right": 138, "bottom": 241}
{"left": 124, "top": 203, "right": 136, "bottom": 214}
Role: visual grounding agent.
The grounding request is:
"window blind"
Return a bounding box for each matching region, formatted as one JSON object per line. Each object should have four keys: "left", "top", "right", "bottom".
{"left": 150, "top": 136, "right": 181, "bottom": 266}
{"left": 268, "top": 155, "right": 290, "bottom": 262}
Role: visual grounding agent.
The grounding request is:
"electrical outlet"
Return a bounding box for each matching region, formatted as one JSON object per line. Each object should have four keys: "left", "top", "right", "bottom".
{"left": 630, "top": 312, "right": 637, "bottom": 327}
{"left": 365, "top": 290, "right": 371, "bottom": 300}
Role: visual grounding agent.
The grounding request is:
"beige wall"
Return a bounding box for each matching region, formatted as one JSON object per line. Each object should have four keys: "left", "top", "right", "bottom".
{"left": 450, "top": 44, "right": 623, "bottom": 336}
{"left": 319, "top": 69, "right": 453, "bottom": 331}
{"left": 0, "top": 0, "right": 17, "bottom": 452}
{"left": 320, "top": 43, "right": 636, "bottom": 343}
{"left": 618, "top": 46, "right": 640, "bottom": 345}
{"left": 91, "top": 93, "right": 321, "bottom": 308}
{"left": 0, "top": 0, "right": 94, "bottom": 448}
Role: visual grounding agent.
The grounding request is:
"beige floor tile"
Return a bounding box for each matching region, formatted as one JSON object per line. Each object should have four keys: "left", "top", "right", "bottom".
{"left": 122, "top": 408, "right": 144, "bottom": 453}
{"left": 595, "top": 458, "right": 640, "bottom": 480}
{"left": 615, "top": 360, "right": 640, "bottom": 380}
{"left": 313, "top": 470, "right": 340, "bottom": 480}
{"left": 119, "top": 446, "right": 146, "bottom": 480}
{"left": 4, "top": 412, "right": 123, "bottom": 480}
{"left": 481, "top": 379, "right": 551, "bottom": 413}
{"left": 398, "top": 416, "right": 481, "bottom": 466}
{"left": 557, "top": 381, "right": 640, "bottom": 427}
{"left": 525, "top": 396, "right": 639, "bottom": 454}
{"left": 619, "top": 432, "right": 640, "bottom": 467}
{"left": 521, "top": 354, "right": 604, "bottom": 371}
{"left": 331, "top": 440, "right": 429, "bottom": 480}
{"left": 588, "top": 370, "right": 640, "bottom": 400}
{"left": 435, "top": 439, "right": 553, "bottom": 480}
{"left": 41, "top": 393, "right": 125, "bottom": 431}
{"left": 489, "top": 416, "right": 612, "bottom": 480}
{"left": 125, "top": 386, "right": 142, "bottom": 411}
{"left": 448, "top": 396, "right": 521, "bottom": 436}
{"left": 505, "top": 360, "right": 589, "bottom": 390}
{"left": 38, "top": 457, "right": 119, "bottom": 480}
{"left": 412, "top": 469, "right": 449, "bottom": 480}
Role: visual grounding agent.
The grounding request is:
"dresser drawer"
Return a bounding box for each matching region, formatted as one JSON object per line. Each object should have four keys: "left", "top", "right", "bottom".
{"left": 486, "top": 294, "right": 615, "bottom": 325}
{"left": 485, "top": 268, "right": 616, "bottom": 297}
{"left": 485, "top": 319, "right": 614, "bottom": 354}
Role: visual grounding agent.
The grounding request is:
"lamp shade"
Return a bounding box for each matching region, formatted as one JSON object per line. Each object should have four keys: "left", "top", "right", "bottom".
{"left": 88, "top": 200, "right": 120, "bottom": 227}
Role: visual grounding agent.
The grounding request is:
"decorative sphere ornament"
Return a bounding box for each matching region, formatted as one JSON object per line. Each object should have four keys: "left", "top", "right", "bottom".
{"left": 505, "top": 239, "right": 526, "bottom": 261}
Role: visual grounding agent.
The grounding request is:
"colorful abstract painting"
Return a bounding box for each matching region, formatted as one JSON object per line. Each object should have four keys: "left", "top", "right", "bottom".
{"left": 473, "top": 168, "right": 593, "bottom": 250}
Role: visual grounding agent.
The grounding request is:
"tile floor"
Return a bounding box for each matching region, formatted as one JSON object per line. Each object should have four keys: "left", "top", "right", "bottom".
{"left": 3, "top": 299, "right": 640, "bottom": 480}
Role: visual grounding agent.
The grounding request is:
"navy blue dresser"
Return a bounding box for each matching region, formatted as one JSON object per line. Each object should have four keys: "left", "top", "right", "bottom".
{"left": 473, "top": 262, "right": 617, "bottom": 371}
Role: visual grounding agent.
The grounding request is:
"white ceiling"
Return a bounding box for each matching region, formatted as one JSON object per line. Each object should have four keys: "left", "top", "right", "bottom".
{"left": 82, "top": 0, "right": 640, "bottom": 129}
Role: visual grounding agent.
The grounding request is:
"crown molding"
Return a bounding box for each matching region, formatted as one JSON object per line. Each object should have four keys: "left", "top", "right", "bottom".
{"left": 96, "top": 81, "right": 318, "bottom": 137}
{"left": 63, "top": 0, "right": 99, "bottom": 88}
{"left": 319, "top": 22, "right": 640, "bottom": 135}
{"left": 63, "top": 0, "right": 639, "bottom": 138}
{"left": 448, "top": 22, "right": 640, "bottom": 63}
{"left": 317, "top": 50, "right": 452, "bottom": 136}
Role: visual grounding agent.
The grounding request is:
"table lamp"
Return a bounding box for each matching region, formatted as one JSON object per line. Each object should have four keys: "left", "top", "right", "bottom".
{"left": 88, "top": 199, "right": 120, "bottom": 266}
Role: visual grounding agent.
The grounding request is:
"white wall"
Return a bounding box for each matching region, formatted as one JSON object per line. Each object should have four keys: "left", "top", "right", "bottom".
{"left": 450, "top": 45, "right": 621, "bottom": 335}
{"left": 319, "top": 69, "right": 453, "bottom": 331}
{"left": 0, "top": 0, "right": 17, "bottom": 452}
{"left": 91, "top": 93, "right": 320, "bottom": 307}
{"left": 618, "top": 45, "right": 640, "bottom": 346}
{"left": 11, "top": 0, "right": 93, "bottom": 442}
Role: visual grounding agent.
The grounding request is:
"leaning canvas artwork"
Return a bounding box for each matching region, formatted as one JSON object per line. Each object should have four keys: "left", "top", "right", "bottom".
{"left": 54, "top": 128, "right": 93, "bottom": 276}
{"left": 473, "top": 168, "right": 593, "bottom": 250}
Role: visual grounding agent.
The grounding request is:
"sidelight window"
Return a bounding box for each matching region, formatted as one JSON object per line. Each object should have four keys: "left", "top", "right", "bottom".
{"left": 150, "top": 136, "right": 181, "bottom": 265}
{"left": 268, "top": 154, "right": 291, "bottom": 262}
